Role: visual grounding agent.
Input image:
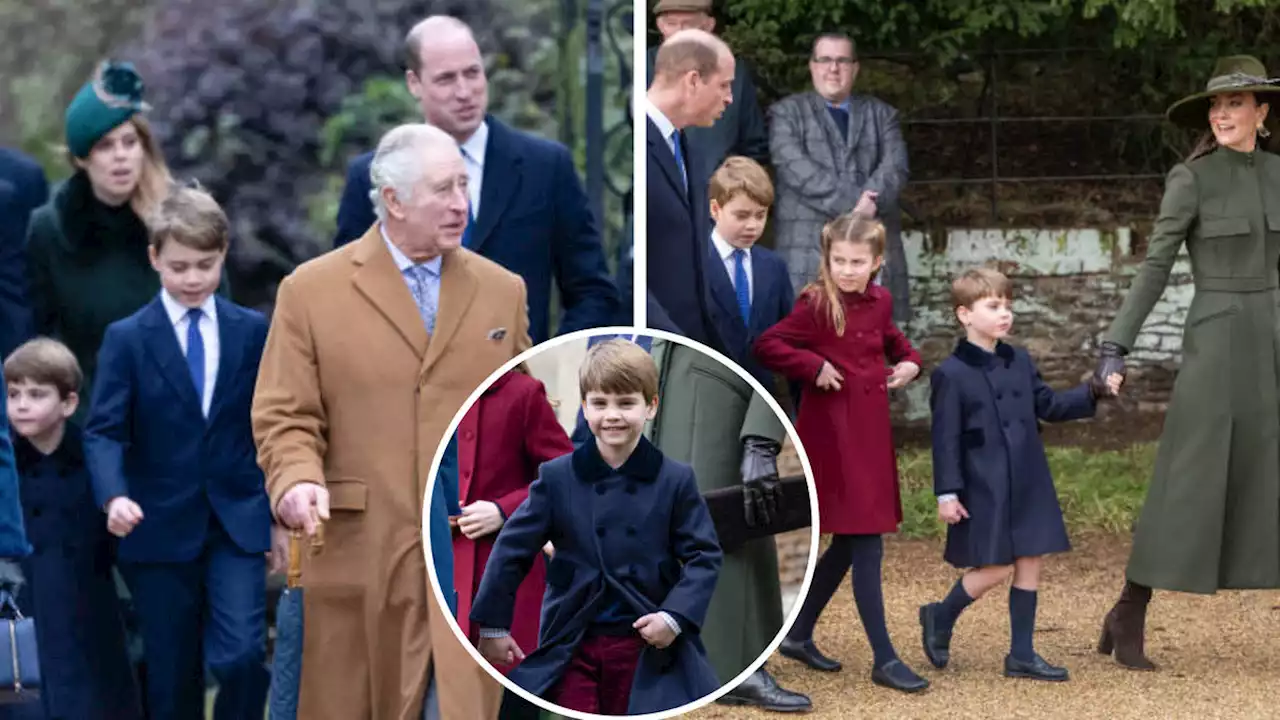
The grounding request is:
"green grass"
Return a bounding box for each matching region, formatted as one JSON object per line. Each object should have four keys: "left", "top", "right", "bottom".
{"left": 896, "top": 443, "right": 1157, "bottom": 539}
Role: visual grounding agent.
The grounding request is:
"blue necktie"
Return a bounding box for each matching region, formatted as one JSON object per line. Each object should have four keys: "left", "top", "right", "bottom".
{"left": 670, "top": 130, "right": 688, "bottom": 190}
{"left": 827, "top": 105, "right": 850, "bottom": 142}
{"left": 185, "top": 308, "right": 204, "bottom": 407}
{"left": 732, "top": 249, "right": 751, "bottom": 325}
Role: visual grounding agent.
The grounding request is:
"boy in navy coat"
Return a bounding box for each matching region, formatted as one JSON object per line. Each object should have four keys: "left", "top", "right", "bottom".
{"left": 471, "top": 339, "right": 723, "bottom": 716}
{"left": 920, "top": 267, "right": 1122, "bottom": 682}
{"left": 6, "top": 338, "right": 141, "bottom": 719}
{"left": 703, "top": 156, "right": 795, "bottom": 392}
{"left": 84, "top": 186, "right": 272, "bottom": 720}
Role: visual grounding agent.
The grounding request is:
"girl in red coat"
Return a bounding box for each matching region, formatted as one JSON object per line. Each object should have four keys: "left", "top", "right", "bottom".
{"left": 453, "top": 366, "right": 573, "bottom": 672}
{"left": 755, "top": 212, "right": 928, "bottom": 694}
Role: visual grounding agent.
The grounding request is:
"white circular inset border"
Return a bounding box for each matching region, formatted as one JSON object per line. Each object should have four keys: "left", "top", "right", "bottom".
{"left": 419, "top": 326, "right": 820, "bottom": 720}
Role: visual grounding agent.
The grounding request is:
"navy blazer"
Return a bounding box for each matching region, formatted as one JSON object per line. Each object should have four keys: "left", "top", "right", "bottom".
{"left": 471, "top": 437, "right": 722, "bottom": 715}
{"left": 0, "top": 366, "right": 29, "bottom": 559}
{"left": 930, "top": 340, "right": 1096, "bottom": 568}
{"left": 333, "top": 117, "right": 620, "bottom": 343}
{"left": 84, "top": 296, "right": 273, "bottom": 563}
{"left": 704, "top": 242, "right": 795, "bottom": 389}
{"left": 646, "top": 116, "right": 724, "bottom": 354}
{"left": 0, "top": 148, "right": 49, "bottom": 359}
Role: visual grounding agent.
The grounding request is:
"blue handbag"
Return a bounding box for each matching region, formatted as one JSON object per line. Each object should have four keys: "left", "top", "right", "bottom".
{"left": 0, "top": 590, "right": 39, "bottom": 702}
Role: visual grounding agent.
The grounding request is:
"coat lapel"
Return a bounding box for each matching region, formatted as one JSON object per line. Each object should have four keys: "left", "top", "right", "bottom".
{"left": 647, "top": 117, "right": 689, "bottom": 208}
{"left": 138, "top": 298, "right": 202, "bottom": 413}
{"left": 470, "top": 117, "right": 522, "bottom": 253}
{"left": 845, "top": 94, "right": 868, "bottom": 162}
{"left": 207, "top": 297, "right": 244, "bottom": 424}
{"left": 350, "top": 226, "right": 429, "bottom": 359}
{"left": 705, "top": 240, "right": 744, "bottom": 330}
{"left": 421, "top": 250, "right": 479, "bottom": 377}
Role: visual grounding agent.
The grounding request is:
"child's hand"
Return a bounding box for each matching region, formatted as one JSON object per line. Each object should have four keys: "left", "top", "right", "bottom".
{"left": 458, "top": 501, "right": 505, "bottom": 540}
{"left": 106, "top": 497, "right": 144, "bottom": 537}
{"left": 938, "top": 499, "right": 969, "bottom": 525}
{"left": 887, "top": 361, "right": 920, "bottom": 389}
{"left": 478, "top": 634, "right": 525, "bottom": 666}
{"left": 267, "top": 524, "right": 291, "bottom": 575}
{"left": 1106, "top": 372, "right": 1123, "bottom": 396}
{"left": 815, "top": 361, "right": 844, "bottom": 391}
{"left": 541, "top": 541, "right": 555, "bottom": 559}
{"left": 633, "top": 613, "right": 677, "bottom": 649}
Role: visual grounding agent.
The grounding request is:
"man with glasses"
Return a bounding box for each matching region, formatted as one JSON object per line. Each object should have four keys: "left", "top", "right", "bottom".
{"left": 768, "top": 32, "right": 912, "bottom": 323}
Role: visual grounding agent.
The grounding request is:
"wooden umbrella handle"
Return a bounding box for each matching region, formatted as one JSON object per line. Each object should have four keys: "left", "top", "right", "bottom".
{"left": 286, "top": 524, "right": 326, "bottom": 589}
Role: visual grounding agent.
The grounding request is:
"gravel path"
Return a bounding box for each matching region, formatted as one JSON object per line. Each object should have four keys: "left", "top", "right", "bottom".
{"left": 691, "top": 534, "right": 1280, "bottom": 720}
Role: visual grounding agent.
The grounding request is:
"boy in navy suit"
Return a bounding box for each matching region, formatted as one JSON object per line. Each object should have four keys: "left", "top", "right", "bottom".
{"left": 704, "top": 157, "right": 794, "bottom": 393}
{"left": 84, "top": 186, "right": 273, "bottom": 720}
{"left": 471, "top": 339, "right": 723, "bottom": 716}
{"left": 921, "top": 267, "right": 1122, "bottom": 682}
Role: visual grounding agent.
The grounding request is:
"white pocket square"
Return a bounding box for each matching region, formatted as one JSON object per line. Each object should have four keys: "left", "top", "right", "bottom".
{"left": 487, "top": 328, "right": 508, "bottom": 341}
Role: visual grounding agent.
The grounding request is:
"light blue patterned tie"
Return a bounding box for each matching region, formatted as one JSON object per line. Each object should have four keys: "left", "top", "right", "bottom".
{"left": 733, "top": 249, "right": 751, "bottom": 325}
{"left": 407, "top": 265, "right": 437, "bottom": 335}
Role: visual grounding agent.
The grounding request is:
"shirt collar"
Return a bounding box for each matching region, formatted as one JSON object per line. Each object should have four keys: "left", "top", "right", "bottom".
{"left": 572, "top": 434, "right": 664, "bottom": 484}
{"left": 159, "top": 288, "right": 217, "bottom": 325}
{"left": 459, "top": 120, "right": 489, "bottom": 167}
{"left": 710, "top": 230, "right": 747, "bottom": 262}
{"left": 646, "top": 98, "right": 678, "bottom": 141}
{"left": 826, "top": 97, "right": 852, "bottom": 112}
{"left": 379, "top": 224, "right": 443, "bottom": 276}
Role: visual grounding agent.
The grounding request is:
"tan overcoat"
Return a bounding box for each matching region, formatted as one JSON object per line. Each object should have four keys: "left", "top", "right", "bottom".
{"left": 252, "top": 226, "right": 530, "bottom": 719}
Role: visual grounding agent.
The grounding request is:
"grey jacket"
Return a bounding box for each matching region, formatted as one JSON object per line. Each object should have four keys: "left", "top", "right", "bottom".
{"left": 768, "top": 91, "right": 911, "bottom": 322}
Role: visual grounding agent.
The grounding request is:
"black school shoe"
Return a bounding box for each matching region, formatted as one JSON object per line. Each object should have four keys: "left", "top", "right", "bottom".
{"left": 1004, "top": 653, "right": 1069, "bottom": 682}
{"left": 919, "top": 603, "right": 952, "bottom": 669}
{"left": 779, "top": 637, "right": 843, "bottom": 672}
{"left": 715, "top": 668, "right": 813, "bottom": 712}
{"left": 871, "top": 659, "right": 930, "bottom": 693}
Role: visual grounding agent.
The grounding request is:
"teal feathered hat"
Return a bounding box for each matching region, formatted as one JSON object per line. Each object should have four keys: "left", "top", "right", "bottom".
{"left": 64, "top": 60, "right": 149, "bottom": 158}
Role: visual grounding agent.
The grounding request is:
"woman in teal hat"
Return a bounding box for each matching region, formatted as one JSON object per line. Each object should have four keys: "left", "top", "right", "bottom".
{"left": 24, "top": 60, "right": 175, "bottom": 407}
{"left": 1093, "top": 55, "right": 1280, "bottom": 670}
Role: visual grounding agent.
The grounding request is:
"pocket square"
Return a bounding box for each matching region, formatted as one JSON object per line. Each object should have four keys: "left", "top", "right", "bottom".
{"left": 487, "top": 328, "right": 507, "bottom": 341}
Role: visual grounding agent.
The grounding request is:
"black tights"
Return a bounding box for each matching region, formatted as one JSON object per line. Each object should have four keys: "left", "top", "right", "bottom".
{"left": 787, "top": 534, "right": 898, "bottom": 666}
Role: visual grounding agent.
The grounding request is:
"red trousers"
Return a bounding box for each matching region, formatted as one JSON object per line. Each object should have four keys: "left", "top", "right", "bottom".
{"left": 550, "top": 634, "right": 646, "bottom": 715}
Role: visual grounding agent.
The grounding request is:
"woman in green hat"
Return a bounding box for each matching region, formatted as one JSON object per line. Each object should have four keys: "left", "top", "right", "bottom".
{"left": 1093, "top": 55, "right": 1280, "bottom": 670}
{"left": 24, "top": 60, "right": 175, "bottom": 406}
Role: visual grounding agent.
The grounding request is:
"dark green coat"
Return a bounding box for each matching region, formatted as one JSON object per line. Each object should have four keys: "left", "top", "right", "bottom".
{"left": 1106, "top": 146, "right": 1280, "bottom": 593}
{"left": 25, "top": 172, "right": 228, "bottom": 409}
{"left": 645, "top": 339, "right": 787, "bottom": 684}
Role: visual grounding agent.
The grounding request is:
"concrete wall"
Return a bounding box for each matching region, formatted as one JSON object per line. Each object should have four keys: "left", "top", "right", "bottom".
{"left": 892, "top": 227, "right": 1191, "bottom": 420}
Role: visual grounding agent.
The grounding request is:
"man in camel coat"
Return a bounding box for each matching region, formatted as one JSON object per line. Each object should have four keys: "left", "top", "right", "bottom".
{"left": 253, "top": 123, "right": 530, "bottom": 719}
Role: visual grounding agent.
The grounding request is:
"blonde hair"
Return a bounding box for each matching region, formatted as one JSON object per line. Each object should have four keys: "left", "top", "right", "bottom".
{"left": 4, "top": 338, "right": 83, "bottom": 399}
{"left": 68, "top": 115, "right": 173, "bottom": 219}
{"left": 950, "top": 267, "right": 1013, "bottom": 322}
{"left": 578, "top": 339, "right": 659, "bottom": 401}
{"left": 801, "top": 212, "right": 886, "bottom": 336}
{"left": 147, "top": 184, "right": 229, "bottom": 252}
{"left": 709, "top": 156, "right": 774, "bottom": 208}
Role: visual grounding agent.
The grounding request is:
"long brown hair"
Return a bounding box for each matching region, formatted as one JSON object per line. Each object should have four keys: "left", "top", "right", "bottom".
{"left": 67, "top": 115, "right": 173, "bottom": 219}
{"left": 800, "top": 212, "right": 886, "bottom": 336}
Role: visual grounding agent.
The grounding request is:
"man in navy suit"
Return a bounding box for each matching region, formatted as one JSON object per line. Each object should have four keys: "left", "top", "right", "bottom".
{"left": 0, "top": 148, "right": 49, "bottom": 359}
{"left": 645, "top": 29, "right": 736, "bottom": 354}
{"left": 85, "top": 187, "right": 272, "bottom": 720}
{"left": 333, "top": 15, "right": 621, "bottom": 343}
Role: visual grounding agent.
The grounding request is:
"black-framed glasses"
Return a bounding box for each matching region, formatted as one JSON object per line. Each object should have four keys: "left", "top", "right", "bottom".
{"left": 812, "top": 56, "right": 856, "bottom": 68}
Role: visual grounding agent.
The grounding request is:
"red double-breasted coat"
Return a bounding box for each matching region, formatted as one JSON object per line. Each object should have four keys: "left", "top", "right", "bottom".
{"left": 453, "top": 370, "right": 573, "bottom": 662}
{"left": 754, "top": 285, "right": 921, "bottom": 535}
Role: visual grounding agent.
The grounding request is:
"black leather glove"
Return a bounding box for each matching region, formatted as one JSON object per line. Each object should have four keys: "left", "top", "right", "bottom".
{"left": 0, "top": 559, "right": 24, "bottom": 598}
{"left": 1092, "top": 341, "right": 1127, "bottom": 398}
{"left": 741, "top": 436, "right": 783, "bottom": 528}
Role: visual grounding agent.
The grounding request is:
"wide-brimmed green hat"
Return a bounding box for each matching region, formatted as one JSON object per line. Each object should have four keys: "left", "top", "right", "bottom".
{"left": 1166, "top": 55, "right": 1280, "bottom": 129}
{"left": 64, "top": 60, "right": 149, "bottom": 158}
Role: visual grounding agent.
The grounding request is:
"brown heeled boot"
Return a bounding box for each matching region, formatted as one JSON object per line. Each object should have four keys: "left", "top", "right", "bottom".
{"left": 1097, "top": 580, "right": 1157, "bottom": 670}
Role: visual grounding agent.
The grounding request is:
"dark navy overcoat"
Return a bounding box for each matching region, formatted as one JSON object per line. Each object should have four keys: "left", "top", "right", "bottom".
{"left": 930, "top": 340, "right": 1096, "bottom": 567}
{"left": 470, "top": 436, "right": 723, "bottom": 715}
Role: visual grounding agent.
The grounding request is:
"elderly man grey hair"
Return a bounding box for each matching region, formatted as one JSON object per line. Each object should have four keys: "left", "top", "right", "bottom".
{"left": 368, "top": 123, "right": 462, "bottom": 223}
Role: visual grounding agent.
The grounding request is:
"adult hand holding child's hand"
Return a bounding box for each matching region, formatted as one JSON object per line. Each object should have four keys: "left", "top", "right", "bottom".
{"left": 106, "top": 497, "right": 144, "bottom": 537}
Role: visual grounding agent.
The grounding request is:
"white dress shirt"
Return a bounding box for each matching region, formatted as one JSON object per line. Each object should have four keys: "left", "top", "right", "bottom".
{"left": 711, "top": 230, "right": 753, "bottom": 303}
{"left": 160, "top": 290, "right": 219, "bottom": 417}
{"left": 645, "top": 98, "right": 680, "bottom": 159}
{"left": 459, "top": 121, "right": 488, "bottom": 216}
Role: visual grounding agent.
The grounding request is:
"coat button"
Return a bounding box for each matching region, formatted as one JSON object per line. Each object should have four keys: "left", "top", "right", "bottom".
{"left": 595, "top": 485, "right": 606, "bottom": 495}
{"left": 996, "top": 392, "right": 1003, "bottom": 399}
{"left": 626, "top": 484, "right": 637, "bottom": 494}
{"left": 462, "top": 430, "right": 474, "bottom": 441}
{"left": 626, "top": 526, "right": 637, "bottom": 537}
{"left": 596, "top": 526, "right": 606, "bottom": 537}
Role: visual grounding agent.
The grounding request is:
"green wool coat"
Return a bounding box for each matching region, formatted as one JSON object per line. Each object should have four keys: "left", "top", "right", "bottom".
{"left": 1106, "top": 146, "right": 1280, "bottom": 593}
{"left": 646, "top": 339, "right": 788, "bottom": 684}
{"left": 25, "top": 171, "right": 229, "bottom": 411}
